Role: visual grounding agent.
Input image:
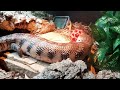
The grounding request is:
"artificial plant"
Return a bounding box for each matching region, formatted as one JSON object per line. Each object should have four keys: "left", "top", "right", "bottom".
{"left": 90, "top": 11, "right": 120, "bottom": 71}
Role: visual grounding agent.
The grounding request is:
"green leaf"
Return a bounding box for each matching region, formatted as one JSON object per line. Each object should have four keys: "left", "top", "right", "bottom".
{"left": 96, "top": 15, "right": 120, "bottom": 27}
{"left": 99, "top": 49, "right": 120, "bottom": 71}
{"left": 93, "top": 11, "right": 120, "bottom": 71}
{"left": 104, "top": 49, "right": 120, "bottom": 70}
{"left": 90, "top": 24, "right": 101, "bottom": 42}
{"left": 103, "top": 28, "right": 114, "bottom": 52}
{"left": 115, "top": 11, "right": 120, "bottom": 19}
{"left": 113, "top": 35, "right": 120, "bottom": 50}
{"left": 96, "top": 47, "right": 109, "bottom": 62}
{"left": 106, "top": 48, "right": 120, "bottom": 64}
{"left": 90, "top": 24, "right": 107, "bottom": 42}
{"left": 107, "top": 17, "right": 120, "bottom": 26}
{"left": 97, "top": 26, "right": 107, "bottom": 41}
{"left": 95, "top": 16, "right": 108, "bottom": 28}
{"left": 110, "top": 25, "right": 120, "bottom": 34}
{"left": 99, "top": 31, "right": 113, "bottom": 54}
{"left": 99, "top": 41, "right": 108, "bottom": 47}
{"left": 105, "top": 11, "right": 114, "bottom": 17}
{"left": 109, "top": 29, "right": 118, "bottom": 40}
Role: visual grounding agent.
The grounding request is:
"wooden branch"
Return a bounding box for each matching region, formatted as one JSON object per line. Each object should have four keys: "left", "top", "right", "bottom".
{"left": 0, "top": 11, "right": 55, "bottom": 34}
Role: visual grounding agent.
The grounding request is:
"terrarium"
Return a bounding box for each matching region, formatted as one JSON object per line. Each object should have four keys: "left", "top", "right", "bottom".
{"left": 0, "top": 11, "right": 120, "bottom": 79}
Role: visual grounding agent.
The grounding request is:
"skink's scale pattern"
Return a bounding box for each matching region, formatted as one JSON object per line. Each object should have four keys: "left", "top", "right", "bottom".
{"left": 0, "top": 33, "right": 93, "bottom": 63}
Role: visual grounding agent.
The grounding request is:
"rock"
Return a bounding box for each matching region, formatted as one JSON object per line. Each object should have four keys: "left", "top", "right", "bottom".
{"left": 0, "top": 69, "right": 15, "bottom": 79}
{"left": 96, "top": 70, "right": 120, "bottom": 79}
{"left": 0, "top": 68, "right": 25, "bottom": 79}
{"left": 33, "top": 58, "right": 88, "bottom": 79}
{"left": 2, "top": 58, "right": 120, "bottom": 79}
{"left": 83, "top": 71, "right": 95, "bottom": 79}
{"left": 33, "top": 58, "right": 120, "bottom": 79}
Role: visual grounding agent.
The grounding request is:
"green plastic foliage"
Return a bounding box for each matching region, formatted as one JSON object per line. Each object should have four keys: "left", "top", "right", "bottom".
{"left": 92, "top": 11, "right": 120, "bottom": 71}
{"left": 90, "top": 24, "right": 107, "bottom": 42}
{"left": 96, "top": 47, "right": 108, "bottom": 62}
{"left": 113, "top": 35, "right": 120, "bottom": 50}
{"left": 110, "top": 25, "right": 120, "bottom": 34}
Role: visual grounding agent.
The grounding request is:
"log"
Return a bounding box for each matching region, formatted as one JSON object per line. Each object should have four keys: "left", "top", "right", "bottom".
{"left": 0, "top": 11, "right": 55, "bottom": 34}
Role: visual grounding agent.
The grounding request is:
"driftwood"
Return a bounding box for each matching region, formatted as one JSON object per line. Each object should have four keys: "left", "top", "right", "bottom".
{"left": 0, "top": 11, "right": 55, "bottom": 34}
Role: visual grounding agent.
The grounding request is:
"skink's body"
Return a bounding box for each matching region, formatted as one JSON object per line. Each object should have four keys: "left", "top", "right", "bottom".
{"left": 0, "top": 33, "right": 93, "bottom": 63}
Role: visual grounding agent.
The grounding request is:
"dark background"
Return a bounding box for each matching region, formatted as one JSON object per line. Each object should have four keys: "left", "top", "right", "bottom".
{"left": 47, "top": 11, "right": 102, "bottom": 25}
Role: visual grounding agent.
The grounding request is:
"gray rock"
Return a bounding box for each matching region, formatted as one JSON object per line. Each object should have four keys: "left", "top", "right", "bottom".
{"left": 83, "top": 71, "right": 95, "bottom": 79}
{"left": 33, "top": 58, "right": 88, "bottom": 79}
{"left": 0, "top": 69, "right": 25, "bottom": 79}
{"left": 96, "top": 70, "right": 120, "bottom": 79}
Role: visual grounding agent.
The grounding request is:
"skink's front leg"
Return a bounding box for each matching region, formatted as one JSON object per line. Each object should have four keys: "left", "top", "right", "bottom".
{"left": 10, "top": 43, "right": 23, "bottom": 57}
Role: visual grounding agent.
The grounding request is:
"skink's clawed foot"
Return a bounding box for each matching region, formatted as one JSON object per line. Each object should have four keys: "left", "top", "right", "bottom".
{"left": 17, "top": 48, "right": 23, "bottom": 58}
{"left": 22, "top": 55, "right": 29, "bottom": 58}
{"left": 17, "top": 49, "right": 29, "bottom": 58}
